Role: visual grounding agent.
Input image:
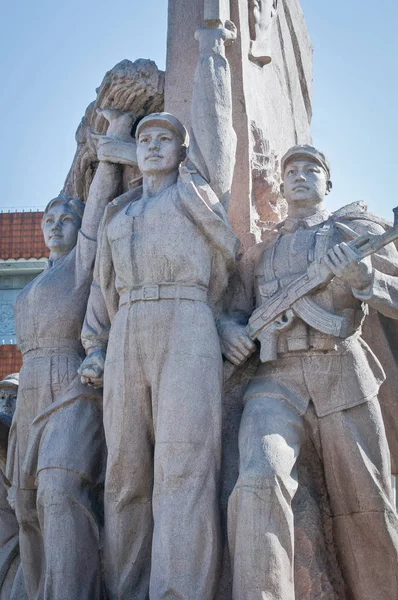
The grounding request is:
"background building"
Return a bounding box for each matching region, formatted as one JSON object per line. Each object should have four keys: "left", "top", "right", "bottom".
{"left": 0, "top": 210, "right": 47, "bottom": 379}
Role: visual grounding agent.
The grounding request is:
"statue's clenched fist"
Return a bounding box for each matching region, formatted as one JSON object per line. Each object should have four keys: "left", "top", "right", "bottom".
{"left": 217, "top": 319, "right": 256, "bottom": 366}
{"left": 94, "top": 108, "right": 137, "bottom": 166}
{"left": 78, "top": 349, "right": 106, "bottom": 389}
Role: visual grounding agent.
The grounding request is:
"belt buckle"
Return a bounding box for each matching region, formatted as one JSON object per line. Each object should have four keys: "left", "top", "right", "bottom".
{"left": 142, "top": 284, "right": 160, "bottom": 301}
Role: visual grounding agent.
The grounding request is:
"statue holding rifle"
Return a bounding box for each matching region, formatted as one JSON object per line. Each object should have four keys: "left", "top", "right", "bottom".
{"left": 219, "top": 145, "right": 398, "bottom": 600}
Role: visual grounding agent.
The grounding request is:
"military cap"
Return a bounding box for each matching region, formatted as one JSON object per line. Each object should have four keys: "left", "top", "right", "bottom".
{"left": 281, "top": 145, "right": 331, "bottom": 180}
{"left": 135, "top": 112, "right": 189, "bottom": 147}
{"left": 0, "top": 373, "right": 19, "bottom": 390}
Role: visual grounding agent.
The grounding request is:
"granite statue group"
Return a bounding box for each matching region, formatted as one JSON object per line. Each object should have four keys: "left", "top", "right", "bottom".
{"left": 1, "top": 12, "right": 398, "bottom": 600}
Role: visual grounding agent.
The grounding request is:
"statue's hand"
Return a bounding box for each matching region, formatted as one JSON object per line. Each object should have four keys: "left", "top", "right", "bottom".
{"left": 98, "top": 108, "right": 135, "bottom": 141}
{"left": 7, "top": 485, "right": 16, "bottom": 511}
{"left": 78, "top": 350, "right": 106, "bottom": 389}
{"left": 195, "top": 20, "right": 237, "bottom": 55}
{"left": 223, "top": 20, "right": 238, "bottom": 44}
{"left": 91, "top": 108, "right": 138, "bottom": 165}
{"left": 323, "top": 242, "right": 373, "bottom": 291}
{"left": 218, "top": 320, "right": 256, "bottom": 366}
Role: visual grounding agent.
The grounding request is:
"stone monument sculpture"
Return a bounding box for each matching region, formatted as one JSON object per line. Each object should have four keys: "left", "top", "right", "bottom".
{"left": 79, "top": 16, "right": 240, "bottom": 599}
{"left": 7, "top": 0, "right": 398, "bottom": 598}
{"left": 219, "top": 144, "right": 398, "bottom": 600}
{"left": 0, "top": 373, "right": 26, "bottom": 600}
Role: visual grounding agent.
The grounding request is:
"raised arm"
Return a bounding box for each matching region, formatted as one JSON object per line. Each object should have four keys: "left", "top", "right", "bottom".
{"left": 80, "top": 110, "right": 136, "bottom": 241}
{"left": 80, "top": 163, "right": 121, "bottom": 241}
{"left": 189, "top": 21, "right": 237, "bottom": 208}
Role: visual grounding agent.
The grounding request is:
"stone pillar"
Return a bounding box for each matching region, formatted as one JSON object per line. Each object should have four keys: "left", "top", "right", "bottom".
{"left": 165, "top": 0, "right": 312, "bottom": 247}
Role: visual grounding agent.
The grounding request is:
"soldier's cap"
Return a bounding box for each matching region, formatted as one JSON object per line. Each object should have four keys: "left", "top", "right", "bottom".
{"left": 281, "top": 145, "right": 331, "bottom": 180}
{"left": 0, "top": 373, "right": 19, "bottom": 390}
{"left": 135, "top": 113, "right": 189, "bottom": 147}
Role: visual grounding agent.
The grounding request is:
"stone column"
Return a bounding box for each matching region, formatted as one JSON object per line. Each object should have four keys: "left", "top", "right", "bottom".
{"left": 165, "top": 0, "right": 312, "bottom": 247}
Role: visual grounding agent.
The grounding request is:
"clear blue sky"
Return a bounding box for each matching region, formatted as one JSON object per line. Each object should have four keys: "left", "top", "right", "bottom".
{"left": 0, "top": 0, "right": 397, "bottom": 221}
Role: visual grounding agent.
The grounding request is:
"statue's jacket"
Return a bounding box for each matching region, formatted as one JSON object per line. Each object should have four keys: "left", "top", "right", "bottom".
{"left": 82, "top": 30, "right": 241, "bottom": 355}
{"left": 82, "top": 167, "right": 240, "bottom": 355}
{"left": 236, "top": 204, "right": 398, "bottom": 417}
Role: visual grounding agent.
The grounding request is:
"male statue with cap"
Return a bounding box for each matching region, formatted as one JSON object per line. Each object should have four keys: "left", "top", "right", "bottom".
{"left": 219, "top": 145, "right": 398, "bottom": 600}
{"left": 79, "top": 17, "right": 239, "bottom": 600}
{"left": 0, "top": 373, "right": 26, "bottom": 600}
{"left": 0, "top": 374, "right": 18, "bottom": 467}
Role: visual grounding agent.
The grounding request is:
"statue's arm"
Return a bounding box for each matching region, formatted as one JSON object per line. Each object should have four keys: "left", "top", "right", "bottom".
{"left": 217, "top": 243, "right": 263, "bottom": 365}
{"left": 80, "top": 162, "right": 121, "bottom": 242}
{"left": 79, "top": 215, "right": 114, "bottom": 388}
{"left": 332, "top": 220, "right": 398, "bottom": 319}
{"left": 79, "top": 110, "right": 137, "bottom": 243}
{"left": 189, "top": 23, "right": 237, "bottom": 209}
{"left": 353, "top": 233, "right": 398, "bottom": 319}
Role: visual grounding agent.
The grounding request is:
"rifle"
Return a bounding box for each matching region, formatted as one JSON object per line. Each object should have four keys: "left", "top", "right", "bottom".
{"left": 246, "top": 206, "right": 398, "bottom": 363}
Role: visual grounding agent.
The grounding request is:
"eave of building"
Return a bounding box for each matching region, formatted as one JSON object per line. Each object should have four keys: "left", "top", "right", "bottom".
{"left": 0, "top": 258, "right": 47, "bottom": 275}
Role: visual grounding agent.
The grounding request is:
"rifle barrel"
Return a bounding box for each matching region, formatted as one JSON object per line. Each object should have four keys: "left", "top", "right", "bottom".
{"left": 355, "top": 228, "right": 398, "bottom": 259}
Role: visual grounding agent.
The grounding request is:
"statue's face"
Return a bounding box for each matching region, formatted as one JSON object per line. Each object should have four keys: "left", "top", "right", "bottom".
{"left": 0, "top": 386, "right": 18, "bottom": 417}
{"left": 137, "top": 126, "right": 183, "bottom": 176}
{"left": 42, "top": 204, "right": 80, "bottom": 253}
{"left": 282, "top": 159, "right": 328, "bottom": 209}
{"left": 0, "top": 385, "right": 17, "bottom": 458}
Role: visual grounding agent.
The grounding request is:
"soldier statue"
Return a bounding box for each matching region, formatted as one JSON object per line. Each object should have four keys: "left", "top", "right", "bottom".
{"left": 219, "top": 145, "right": 398, "bottom": 600}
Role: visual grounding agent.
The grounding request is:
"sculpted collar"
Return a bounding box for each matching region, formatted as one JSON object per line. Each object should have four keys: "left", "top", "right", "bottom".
{"left": 46, "top": 253, "right": 68, "bottom": 269}
{"left": 282, "top": 209, "right": 331, "bottom": 233}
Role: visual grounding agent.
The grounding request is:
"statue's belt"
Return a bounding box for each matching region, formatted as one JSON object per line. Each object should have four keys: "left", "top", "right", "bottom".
{"left": 20, "top": 339, "right": 84, "bottom": 357}
{"left": 277, "top": 325, "right": 359, "bottom": 355}
{"left": 118, "top": 283, "right": 208, "bottom": 307}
